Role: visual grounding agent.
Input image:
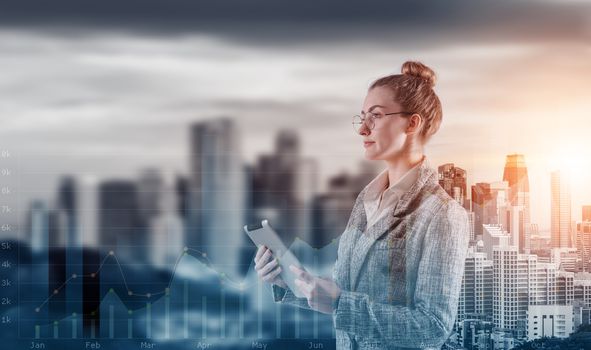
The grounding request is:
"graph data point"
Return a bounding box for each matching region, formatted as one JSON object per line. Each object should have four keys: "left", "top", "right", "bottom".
{"left": 128, "top": 291, "right": 133, "bottom": 296}
{"left": 35, "top": 308, "right": 40, "bottom": 312}
{"left": 72, "top": 274, "right": 77, "bottom": 278}
{"left": 109, "top": 251, "right": 114, "bottom": 255}
{"left": 53, "top": 289, "right": 58, "bottom": 294}
{"left": 147, "top": 293, "right": 151, "bottom": 298}
{"left": 184, "top": 247, "right": 188, "bottom": 252}
{"left": 202, "top": 253, "right": 207, "bottom": 257}
{"left": 109, "top": 288, "right": 114, "bottom": 293}
{"left": 91, "top": 273, "right": 96, "bottom": 278}
{"left": 72, "top": 313, "right": 76, "bottom": 317}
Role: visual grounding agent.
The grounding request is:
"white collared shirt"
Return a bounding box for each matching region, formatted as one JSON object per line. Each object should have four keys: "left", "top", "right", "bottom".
{"left": 363, "top": 159, "right": 423, "bottom": 229}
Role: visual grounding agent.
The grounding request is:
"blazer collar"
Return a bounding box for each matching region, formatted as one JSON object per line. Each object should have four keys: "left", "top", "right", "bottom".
{"left": 348, "top": 156, "right": 439, "bottom": 291}
{"left": 362, "top": 160, "right": 422, "bottom": 223}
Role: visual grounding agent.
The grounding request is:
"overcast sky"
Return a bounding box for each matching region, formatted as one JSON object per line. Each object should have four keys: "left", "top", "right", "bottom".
{"left": 1, "top": 0, "right": 590, "bottom": 234}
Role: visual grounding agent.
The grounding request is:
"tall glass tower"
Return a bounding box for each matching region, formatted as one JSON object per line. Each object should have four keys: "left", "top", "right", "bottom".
{"left": 551, "top": 170, "right": 572, "bottom": 248}
{"left": 189, "top": 118, "right": 246, "bottom": 281}
{"left": 502, "top": 154, "right": 531, "bottom": 253}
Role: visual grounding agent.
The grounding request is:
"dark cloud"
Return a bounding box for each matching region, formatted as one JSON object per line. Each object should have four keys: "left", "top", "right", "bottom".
{"left": 0, "top": 0, "right": 589, "bottom": 47}
{"left": 0, "top": 0, "right": 476, "bottom": 23}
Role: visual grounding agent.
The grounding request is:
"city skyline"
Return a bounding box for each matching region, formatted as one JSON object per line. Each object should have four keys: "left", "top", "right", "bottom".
{"left": 2, "top": 1, "right": 591, "bottom": 348}
{"left": 2, "top": 120, "right": 590, "bottom": 239}
{"left": 1, "top": 0, "right": 591, "bottom": 232}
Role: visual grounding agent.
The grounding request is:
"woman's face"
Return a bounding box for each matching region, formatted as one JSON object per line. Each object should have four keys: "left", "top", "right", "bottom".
{"left": 359, "top": 86, "right": 412, "bottom": 161}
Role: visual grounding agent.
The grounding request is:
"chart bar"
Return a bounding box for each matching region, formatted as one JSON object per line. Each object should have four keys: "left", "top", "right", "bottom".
{"left": 109, "top": 305, "right": 114, "bottom": 339}
{"left": 202, "top": 296, "right": 207, "bottom": 339}
{"left": 72, "top": 316, "right": 77, "bottom": 339}
{"left": 165, "top": 288, "right": 170, "bottom": 339}
{"left": 146, "top": 302, "right": 152, "bottom": 339}
{"left": 183, "top": 281, "right": 188, "bottom": 339}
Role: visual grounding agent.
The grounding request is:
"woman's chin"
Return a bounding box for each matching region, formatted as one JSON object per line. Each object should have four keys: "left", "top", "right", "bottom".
{"left": 363, "top": 151, "right": 380, "bottom": 161}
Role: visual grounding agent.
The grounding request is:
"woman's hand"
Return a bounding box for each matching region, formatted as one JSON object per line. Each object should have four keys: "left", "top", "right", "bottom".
{"left": 290, "top": 265, "right": 341, "bottom": 314}
{"left": 254, "top": 245, "right": 288, "bottom": 289}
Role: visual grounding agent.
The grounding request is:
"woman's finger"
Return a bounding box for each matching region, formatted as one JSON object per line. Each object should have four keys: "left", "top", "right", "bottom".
{"left": 265, "top": 265, "right": 283, "bottom": 282}
{"left": 290, "top": 265, "right": 313, "bottom": 283}
{"left": 262, "top": 266, "right": 282, "bottom": 283}
{"left": 294, "top": 278, "right": 312, "bottom": 298}
{"left": 258, "top": 257, "right": 278, "bottom": 276}
{"left": 254, "top": 245, "right": 266, "bottom": 263}
{"left": 255, "top": 248, "right": 272, "bottom": 270}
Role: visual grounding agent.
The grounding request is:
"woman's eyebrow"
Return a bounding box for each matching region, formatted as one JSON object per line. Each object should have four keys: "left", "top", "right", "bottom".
{"left": 361, "top": 105, "right": 385, "bottom": 114}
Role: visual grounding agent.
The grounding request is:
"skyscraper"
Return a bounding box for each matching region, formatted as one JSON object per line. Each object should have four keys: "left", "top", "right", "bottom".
{"left": 28, "top": 200, "right": 49, "bottom": 254}
{"left": 250, "top": 130, "right": 318, "bottom": 245}
{"left": 471, "top": 183, "right": 497, "bottom": 237}
{"left": 57, "top": 176, "right": 83, "bottom": 317}
{"left": 274, "top": 130, "right": 303, "bottom": 242}
{"left": 150, "top": 174, "right": 184, "bottom": 270}
{"left": 137, "top": 168, "right": 163, "bottom": 226}
{"left": 98, "top": 180, "right": 143, "bottom": 260}
{"left": 27, "top": 201, "right": 49, "bottom": 323}
{"left": 188, "top": 118, "right": 246, "bottom": 280}
{"left": 459, "top": 248, "right": 493, "bottom": 324}
{"left": 57, "top": 176, "right": 78, "bottom": 246}
{"left": 502, "top": 154, "right": 531, "bottom": 240}
{"left": 576, "top": 221, "right": 591, "bottom": 271}
{"left": 551, "top": 170, "right": 572, "bottom": 248}
{"left": 311, "top": 172, "right": 359, "bottom": 249}
{"left": 47, "top": 208, "right": 67, "bottom": 318}
{"left": 492, "top": 244, "right": 522, "bottom": 330}
{"left": 175, "top": 175, "right": 189, "bottom": 220}
{"left": 293, "top": 157, "right": 318, "bottom": 245}
{"left": 493, "top": 193, "right": 531, "bottom": 253}
{"left": 438, "top": 163, "right": 468, "bottom": 209}
{"left": 491, "top": 242, "right": 555, "bottom": 335}
{"left": 583, "top": 205, "right": 591, "bottom": 222}
{"left": 498, "top": 204, "right": 526, "bottom": 253}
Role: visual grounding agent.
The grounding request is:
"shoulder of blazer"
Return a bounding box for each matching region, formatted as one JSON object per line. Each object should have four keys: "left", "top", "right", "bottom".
{"left": 422, "top": 186, "right": 470, "bottom": 241}
{"left": 411, "top": 182, "right": 469, "bottom": 236}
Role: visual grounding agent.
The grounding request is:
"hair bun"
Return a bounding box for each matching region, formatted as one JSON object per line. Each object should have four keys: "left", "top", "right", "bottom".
{"left": 401, "top": 61, "right": 436, "bottom": 88}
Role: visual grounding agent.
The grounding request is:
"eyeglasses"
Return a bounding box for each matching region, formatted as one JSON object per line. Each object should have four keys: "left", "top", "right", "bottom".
{"left": 352, "top": 111, "right": 412, "bottom": 133}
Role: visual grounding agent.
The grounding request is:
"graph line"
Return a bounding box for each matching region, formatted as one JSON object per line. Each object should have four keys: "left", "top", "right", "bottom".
{"left": 35, "top": 246, "right": 256, "bottom": 312}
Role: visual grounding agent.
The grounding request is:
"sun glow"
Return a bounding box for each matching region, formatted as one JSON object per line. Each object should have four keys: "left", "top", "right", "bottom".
{"left": 548, "top": 142, "right": 591, "bottom": 186}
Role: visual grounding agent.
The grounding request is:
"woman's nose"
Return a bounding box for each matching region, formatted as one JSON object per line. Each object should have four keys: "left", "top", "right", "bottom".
{"left": 358, "top": 123, "right": 370, "bottom": 136}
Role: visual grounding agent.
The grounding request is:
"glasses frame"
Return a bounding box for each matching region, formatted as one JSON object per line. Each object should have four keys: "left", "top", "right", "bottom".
{"left": 352, "top": 111, "right": 413, "bottom": 132}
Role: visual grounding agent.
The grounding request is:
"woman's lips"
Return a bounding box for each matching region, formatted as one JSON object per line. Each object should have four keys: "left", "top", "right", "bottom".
{"left": 363, "top": 141, "right": 375, "bottom": 148}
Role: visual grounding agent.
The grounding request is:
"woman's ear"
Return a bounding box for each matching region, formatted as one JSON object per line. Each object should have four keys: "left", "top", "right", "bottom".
{"left": 406, "top": 113, "right": 423, "bottom": 134}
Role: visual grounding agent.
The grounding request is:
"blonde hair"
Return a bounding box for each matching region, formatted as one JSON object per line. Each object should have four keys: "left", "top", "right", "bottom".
{"left": 369, "top": 61, "right": 442, "bottom": 143}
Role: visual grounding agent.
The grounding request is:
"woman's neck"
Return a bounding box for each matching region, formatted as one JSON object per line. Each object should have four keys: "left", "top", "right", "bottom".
{"left": 384, "top": 151, "right": 425, "bottom": 188}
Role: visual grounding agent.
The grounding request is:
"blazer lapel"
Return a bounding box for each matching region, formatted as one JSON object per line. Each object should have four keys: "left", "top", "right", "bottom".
{"left": 348, "top": 159, "right": 438, "bottom": 291}
{"left": 349, "top": 211, "right": 398, "bottom": 291}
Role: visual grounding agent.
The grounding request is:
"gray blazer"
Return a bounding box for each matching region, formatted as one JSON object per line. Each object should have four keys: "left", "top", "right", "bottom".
{"left": 273, "top": 159, "right": 470, "bottom": 349}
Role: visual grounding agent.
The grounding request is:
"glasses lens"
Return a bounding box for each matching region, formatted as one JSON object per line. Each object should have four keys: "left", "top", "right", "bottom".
{"left": 352, "top": 114, "right": 376, "bottom": 132}
{"left": 352, "top": 115, "right": 363, "bottom": 133}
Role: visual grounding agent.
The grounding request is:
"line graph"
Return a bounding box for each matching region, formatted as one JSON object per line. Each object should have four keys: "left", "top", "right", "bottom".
{"left": 34, "top": 246, "right": 228, "bottom": 313}
{"left": 18, "top": 237, "right": 339, "bottom": 342}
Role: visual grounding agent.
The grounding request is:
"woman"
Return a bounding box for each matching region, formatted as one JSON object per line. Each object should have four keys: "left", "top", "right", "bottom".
{"left": 254, "top": 61, "right": 470, "bottom": 349}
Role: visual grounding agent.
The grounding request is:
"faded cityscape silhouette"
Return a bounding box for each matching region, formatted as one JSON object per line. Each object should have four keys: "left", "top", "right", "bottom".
{"left": 1, "top": 1, "right": 591, "bottom": 349}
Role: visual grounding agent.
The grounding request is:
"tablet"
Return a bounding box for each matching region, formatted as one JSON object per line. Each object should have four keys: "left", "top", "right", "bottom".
{"left": 244, "top": 219, "right": 306, "bottom": 298}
